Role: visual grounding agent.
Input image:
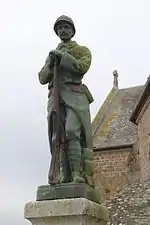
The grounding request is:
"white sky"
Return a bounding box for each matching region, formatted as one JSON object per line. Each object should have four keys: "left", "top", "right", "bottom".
{"left": 0, "top": 0, "right": 150, "bottom": 224}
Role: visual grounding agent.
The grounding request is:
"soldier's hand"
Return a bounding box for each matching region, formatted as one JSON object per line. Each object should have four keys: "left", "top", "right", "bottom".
{"left": 49, "top": 50, "right": 63, "bottom": 59}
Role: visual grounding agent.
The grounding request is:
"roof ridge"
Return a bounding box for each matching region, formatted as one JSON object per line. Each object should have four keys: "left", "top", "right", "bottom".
{"left": 130, "top": 76, "right": 150, "bottom": 124}
{"left": 118, "top": 85, "right": 144, "bottom": 91}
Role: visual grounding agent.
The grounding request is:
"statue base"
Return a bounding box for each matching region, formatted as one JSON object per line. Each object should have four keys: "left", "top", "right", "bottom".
{"left": 36, "top": 183, "right": 101, "bottom": 204}
{"left": 24, "top": 198, "right": 109, "bottom": 225}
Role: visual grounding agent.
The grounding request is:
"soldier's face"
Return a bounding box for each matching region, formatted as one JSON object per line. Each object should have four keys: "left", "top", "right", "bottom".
{"left": 56, "top": 22, "right": 74, "bottom": 41}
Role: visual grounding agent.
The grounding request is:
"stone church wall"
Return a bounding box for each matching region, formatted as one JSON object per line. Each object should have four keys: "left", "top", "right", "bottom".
{"left": 92, "top": 96, "right": 150, "bottom": 201}
{"left": 92, "top": 146, "right": 133, "bottom": 201}
{"left": 137, "top": 97, "right": 150, "bottom": 181}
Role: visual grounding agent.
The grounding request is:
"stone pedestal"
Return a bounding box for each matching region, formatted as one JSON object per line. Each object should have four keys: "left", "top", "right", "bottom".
{"left": 24, "top": 198, "right": 109, "bottom": 225}
{"left": 36, "top": 183, "right": 101, "bottom": 204}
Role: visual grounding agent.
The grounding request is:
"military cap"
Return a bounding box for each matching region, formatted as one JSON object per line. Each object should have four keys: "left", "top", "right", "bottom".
{"left": 54, "top": 15, "right": 76, "bottom": 37}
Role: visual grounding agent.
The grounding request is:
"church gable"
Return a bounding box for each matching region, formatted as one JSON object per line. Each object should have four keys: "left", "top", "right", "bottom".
{"left": 92, "top": 71, "right": 143, "bottom": 148}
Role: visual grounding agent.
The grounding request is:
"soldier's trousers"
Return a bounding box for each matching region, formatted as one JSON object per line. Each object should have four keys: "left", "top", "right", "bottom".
{"left": 59, "top": 104, "right": 82, "bottom": 182}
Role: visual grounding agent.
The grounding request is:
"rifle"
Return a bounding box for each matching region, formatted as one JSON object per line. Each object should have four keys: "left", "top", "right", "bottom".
{"left": 48, "top": 56, "right": 60, "bottom": 185}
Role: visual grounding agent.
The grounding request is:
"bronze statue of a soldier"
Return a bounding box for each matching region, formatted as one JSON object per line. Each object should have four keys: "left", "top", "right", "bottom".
{"left": 38, "top": 15, "right": 94, "bottom": 187}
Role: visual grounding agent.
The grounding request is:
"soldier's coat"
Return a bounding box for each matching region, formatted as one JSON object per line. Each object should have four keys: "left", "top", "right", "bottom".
{"left": 38, "top": 40, "right": 93, "bottom": 149}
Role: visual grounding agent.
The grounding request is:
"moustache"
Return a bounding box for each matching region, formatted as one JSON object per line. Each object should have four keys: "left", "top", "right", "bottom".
{"left": 60, "top": 31, "right": 68, "bottom": 36}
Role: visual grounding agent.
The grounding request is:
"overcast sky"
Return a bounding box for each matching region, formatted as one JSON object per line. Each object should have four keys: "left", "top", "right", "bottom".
{"left": 0, "top": 0, "right": 150, "bottom": 224}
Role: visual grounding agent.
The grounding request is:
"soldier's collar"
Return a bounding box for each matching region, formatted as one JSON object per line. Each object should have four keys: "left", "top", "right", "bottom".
{"left": 57, "top": 40, "right": 77, "bottom": 49}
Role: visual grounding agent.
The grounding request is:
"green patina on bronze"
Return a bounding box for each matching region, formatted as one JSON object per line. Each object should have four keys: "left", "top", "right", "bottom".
{"left": 38, "top": 15, "right": 95, "bottom": 189}
{"left": 36, "top": 183, "right": 101, "bottom": 204}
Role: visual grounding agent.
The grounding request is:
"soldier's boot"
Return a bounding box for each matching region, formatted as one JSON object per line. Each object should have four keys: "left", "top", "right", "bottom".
{"left": 68, "top": 141, "right": 85, "bottom": 183}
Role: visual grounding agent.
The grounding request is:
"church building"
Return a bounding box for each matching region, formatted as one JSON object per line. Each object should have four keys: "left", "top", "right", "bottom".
{"left": 92, "top": 71, "right": 150, "bottom": 200}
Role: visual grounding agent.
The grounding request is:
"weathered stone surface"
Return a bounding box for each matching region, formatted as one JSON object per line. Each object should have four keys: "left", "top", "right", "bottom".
{"left": 93, "top": 148, "right": 132, "bottom": 201}
{"left": 93, "top": 85, "right": 143, "bottom": 148}
{"left": 136, "top": 96, "right": 150, "bottom": 181}
{"left": 104, "top": 181, "right": 150, "bottom": 225}
{"left": 24, "top": 198, "right": 109, "bottom": 225}
{"left": 36, "top": 183, "right": 101, "bottom": 203}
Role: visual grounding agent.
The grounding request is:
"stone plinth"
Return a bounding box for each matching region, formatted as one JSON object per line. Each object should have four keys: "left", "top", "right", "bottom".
{"left": 24, "top": 198, "right": 109, "bottom": 225}
{"left": 36, "top": 183, "right": 101, "bottom": 204}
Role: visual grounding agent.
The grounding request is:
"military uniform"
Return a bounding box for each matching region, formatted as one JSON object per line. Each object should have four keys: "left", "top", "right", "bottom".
{"left": 38, "top": 16, "right": 94, "bottom": 186}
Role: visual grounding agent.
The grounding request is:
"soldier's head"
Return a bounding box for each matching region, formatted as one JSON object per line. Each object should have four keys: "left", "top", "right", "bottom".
{"left": 54, "top": 15, "right": 76, "bottom": 41}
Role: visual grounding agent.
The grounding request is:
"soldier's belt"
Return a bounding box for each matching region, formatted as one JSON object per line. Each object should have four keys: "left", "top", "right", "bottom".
{"left": 67, "top": 83, "right": 94, "bottom": 104}
{"left": 69, "top": 84, "right": 84, "bottom": 93}
{"left": 47, "top": 82, "right": 94, "bottom": 104}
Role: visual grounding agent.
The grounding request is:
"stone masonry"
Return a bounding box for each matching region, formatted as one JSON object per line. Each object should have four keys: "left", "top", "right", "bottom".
{"left": 137, "top": 98, "right": 150, "bottom": 181}
{"left": 25, "top": 198, "right": 109, "bottom": 225}
{"left": 92, "top": 75, "right": 150, "bottom": 203}
{"left": 130, "top": 76, "right": 150, "bottom": 182}
{"left": 91, "top": 75, "right": 150, "bottom": 224}
{"left": 92, "top": 146, "right": 133, "bottom": 201}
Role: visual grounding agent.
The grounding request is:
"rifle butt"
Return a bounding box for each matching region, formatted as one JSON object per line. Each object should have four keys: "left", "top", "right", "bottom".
{"left": 48, "top": 144, "right": 60, "bottom": 185}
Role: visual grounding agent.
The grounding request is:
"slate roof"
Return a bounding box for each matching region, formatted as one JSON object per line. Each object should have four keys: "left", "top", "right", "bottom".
{"left": 130, "top": 75, "right": 150, "bottom": 124}
{"left": 104, "top": 181, "right": 150, "bottom": 224}
{"left": 92, "top": 85, "right": 144, "bottom": 148}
